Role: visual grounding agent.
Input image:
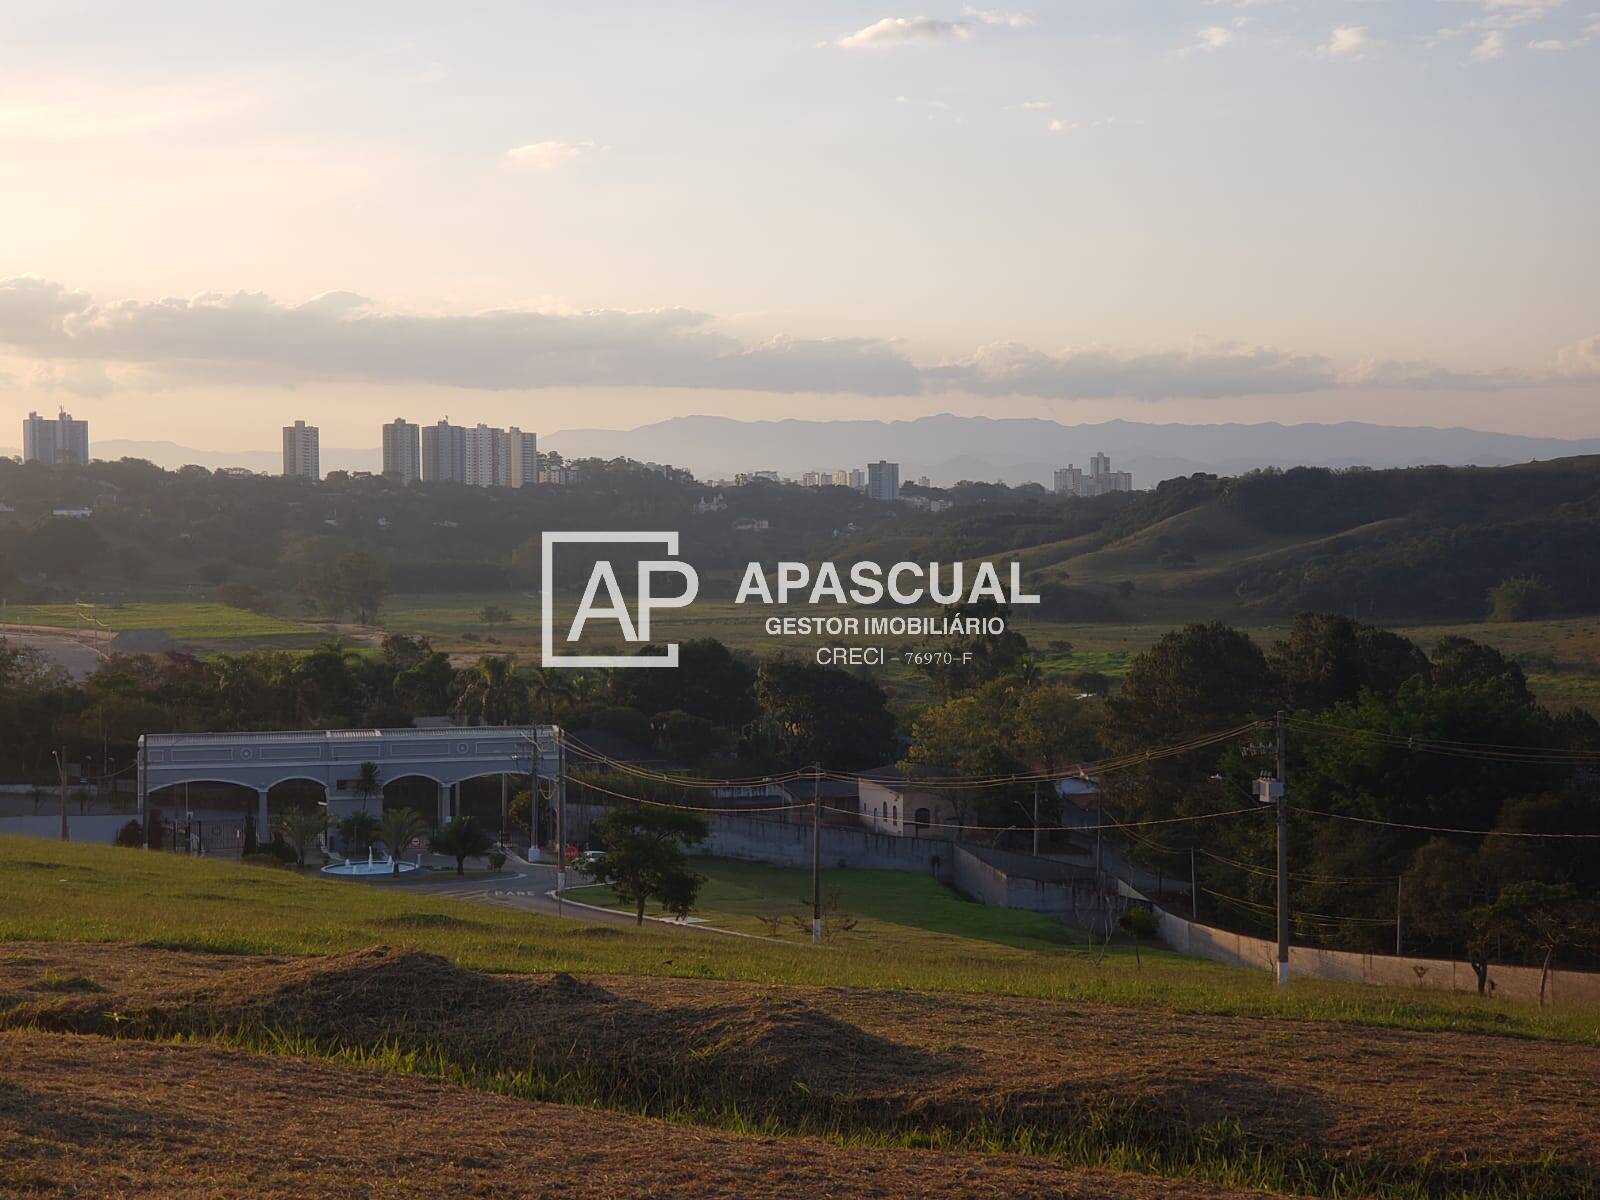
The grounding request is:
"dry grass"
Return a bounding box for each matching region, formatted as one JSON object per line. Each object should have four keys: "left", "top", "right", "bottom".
{"left": 3, "top": 943, "right": 1595, "bottom": 1197}
{"left": 0, "top": 1029, "right": 1275, "bottom": 1200}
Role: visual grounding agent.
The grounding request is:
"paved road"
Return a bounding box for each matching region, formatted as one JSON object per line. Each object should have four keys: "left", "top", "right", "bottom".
{"left": 409, "top": 857, "right": 746, "bottom": 936}
{"left": 0, "top": 628, "right": 106, "bottom": 680}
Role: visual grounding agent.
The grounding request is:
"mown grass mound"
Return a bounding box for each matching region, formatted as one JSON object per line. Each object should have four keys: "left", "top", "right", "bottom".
{"left": 7, "top": 944, "right": 1598, "bottom": 1198}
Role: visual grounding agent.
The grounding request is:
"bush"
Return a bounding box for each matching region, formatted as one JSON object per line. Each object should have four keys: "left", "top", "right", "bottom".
{"left": 113, "top": 819, "right": 143, "bottom": 848}
{"left": 488, "top": 850, "right": 507, "bottom": 870}
{"left": 241, "top": 852, "right": 295, "bottom": 870}
{"left": 1487, "top": 576, "right": 1555, "bottom": 622}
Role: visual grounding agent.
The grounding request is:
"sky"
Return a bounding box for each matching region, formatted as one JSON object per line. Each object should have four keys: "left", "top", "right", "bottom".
{"left": 1, "top": 0, "right": 1597, "bottom": 449}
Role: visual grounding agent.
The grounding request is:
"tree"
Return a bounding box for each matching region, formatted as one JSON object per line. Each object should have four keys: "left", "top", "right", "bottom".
{"left": 335, "top": 552, "right": 388, "bottom": 624}
{"left": 582, "top": 803, "right": 708, "bottom": 924}
{"left": 753, "top": 656, "right": 895, "bottom": 769}
{"left": 610, "top": 638, "right": 756, "bottom": 726}
{"left": 276, "top": 807, "right": 327, "bottom": 867}
{"left": 916, "top": 598, "right": 1032, "bottom": 699}
{"left": 430, "top": 815, "right": 494, "bottom": 876}
{"left": 453, "top": 656, "right": 530, "bottom": 726}
{"left": 353, "top": 761, "right": 383, "bottom": 809}
{"left": 337, "top": 812, "right": 380, "bottom": 856}
{"left": 526, "top": 665, "right": 576, "bottom": 724}
{"left": 1473, "top": 881, "right": 1600, "bottom": 1004}
{"left": 379, "top": 807, "right": 428, "bottom": 872}
{"left": 1118, "top": 905, "right": 1159, "bottom": 966}
{"left": 1487, "top": 576, "right": 1555, "bottom": 623}
{"left": 479, "top": 604, "right": 513, "bottom": 628}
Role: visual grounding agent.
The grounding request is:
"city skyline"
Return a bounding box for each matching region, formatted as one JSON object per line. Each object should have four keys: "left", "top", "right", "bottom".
{"left": 1, "top": 2, "right": 1596, "bottom": 448}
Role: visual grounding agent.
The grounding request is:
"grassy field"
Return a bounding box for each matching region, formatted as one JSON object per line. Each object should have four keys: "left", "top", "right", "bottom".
{"left": 578, "top": 857, "right": 1103, "bottom": 954}
{"left": 6, "top": 838, "right": 1599, "bottom": 1199}
{"left": 3, "top": 836, "right": 1595, "bottom": 1043}
{"left": 0, "top": 601, "right": 313, "bottom": 640}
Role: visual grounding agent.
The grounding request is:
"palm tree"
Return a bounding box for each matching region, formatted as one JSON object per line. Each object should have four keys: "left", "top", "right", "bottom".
{"left": 276, "top": 807, "right": 328, "bottom": 867}
{"left": 527, "top": 665, "right": 576, "bottom": 723}
{"left": 379, "top": 807, "right": 428, "bottom": 873}
{"left": 429, "top": 815, "right": 494, "bottom": 876}
{"left": 453, "top": 656, "right": 531, "bottom": 726}
{"left": 353, "top": 761, "right": 383, "bottom": 810}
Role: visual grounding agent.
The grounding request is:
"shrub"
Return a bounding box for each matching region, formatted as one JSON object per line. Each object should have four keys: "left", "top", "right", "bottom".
{"left": 113, "top": 819, "right": 143, "bottom": 848}
{"left": 1487, "top": 576, "right": 1555, "bottom": 622}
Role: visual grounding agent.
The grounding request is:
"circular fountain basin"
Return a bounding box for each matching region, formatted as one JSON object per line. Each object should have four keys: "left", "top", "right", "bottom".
{"left": 320, "top": 857, "right": 419, "bottom": 876}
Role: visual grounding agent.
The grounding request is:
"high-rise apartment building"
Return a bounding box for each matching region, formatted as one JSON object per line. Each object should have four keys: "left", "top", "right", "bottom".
{"left": 22, "top": 409, "right": 90, "bottom": 466}
{"left": 282, "top": 420, "right": 320, "bottom": 480}
{"left": 507, "top": 427, "right": 538, "bottom": 488}
{"left": 421, "top": 419, "right": 467, "bottom": 483}
{"left": 1054, "top": 453, "right": 1131, "bottom": 497}
{"left": 867, "top": 460, "right": 900, "bottom": 502}
{"left": 419, "top": 418, "right": 537, "bottom": 488}
{"left": 381, "top": 418, "right": 421, "bottom": 484}
{"left": 848, "top": 468, "right": 866, "bottom": 490}
{"left": 1053, "top": 465, "right": 1082, "bottom": 495}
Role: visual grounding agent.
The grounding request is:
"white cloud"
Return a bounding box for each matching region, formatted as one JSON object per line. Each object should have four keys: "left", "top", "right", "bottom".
{"left": 836, "top": 16, "right": 973, "bottom": 47}
{"left": 1014, "top": 100, "right": 1051, "bottom": 110}
{"left": 503, "top": 140, "right": 601, "bottom": 169}
{"left": 834, "top": 9, "right": 1030, "bottom": 48}
{"left": 1322, "top": 26, "right": 1379, "bottom": 59}
{"left": 1182, "top": 26, "right": 1236, "bottom": 55}
{"left": 0, "top": 278, "right": 1589, "bottom": 403}
{"left": 1472, "top": 29, "right": 1508, "bottom": 58}
{"left": 964, "top": 7, "right": 1032, "bottom": 28}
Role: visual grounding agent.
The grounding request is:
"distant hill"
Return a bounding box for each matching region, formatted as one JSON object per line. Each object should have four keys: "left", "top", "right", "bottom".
{"left": 834, "top": 456, "right": 1600, "bottom": 624}
{"left": 544, "top": 415, "right": 1600, "bottom": 487}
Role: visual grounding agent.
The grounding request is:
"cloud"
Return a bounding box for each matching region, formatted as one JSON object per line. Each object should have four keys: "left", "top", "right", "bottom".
{"left": 0, "top": 277, "right": 921, "bottom": 396}
{"left": 0, "top": 278, "right": 1590, "bottom": 403}
{"left": 836, "top": 16, "right": 973, "bottom": 47}
{"left": 1472, "top": 29, "right": 1508, "bottom": 58}
{"left": 964, "top": 7, "right": 1031, "bottom": 28}
{"left": 1182, "top": 26, "right": 1236, "bottom": 55}
{"left": 1321, "top": 26, "right": 1379, "bottom": 58}
{"left": 834, "top": 9, "right": 1029, "bottom": 47}
{"left": 923, "top": 340, "right": 1339, "bottom": 400}
{"left": 503, "top": 140, "right": 601, "bottom": 168}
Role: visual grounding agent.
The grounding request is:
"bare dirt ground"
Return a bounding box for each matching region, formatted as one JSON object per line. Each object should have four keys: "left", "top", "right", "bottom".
{"left": 0, "top": 1031, "right": 1265, "bottom": 1199}
{"left": 3, "top": 943, "right": 1597, "bottom": 1196}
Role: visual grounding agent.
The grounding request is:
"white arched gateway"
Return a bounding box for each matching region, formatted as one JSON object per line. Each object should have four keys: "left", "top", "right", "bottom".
{"left": 137, "top": 726, "right": 561, "bottom": 834}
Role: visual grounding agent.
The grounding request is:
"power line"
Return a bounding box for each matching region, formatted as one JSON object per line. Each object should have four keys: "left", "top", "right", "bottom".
{"left": 1291, "top": 805, "right": 1600, "bottom": 839}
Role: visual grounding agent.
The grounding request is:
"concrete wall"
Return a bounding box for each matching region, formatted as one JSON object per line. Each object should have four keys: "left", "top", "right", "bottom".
{"left": 0, "top": 815, "right": 135, "bottom": 844}
{"left": 1114, "top": 879, "right": 1600, "bottom": 1007}
{"left": 566, "top": 802, "right": 953, "bottom": 879}
{"left": 954, "top": 844, "right": 1123, "bottom": 929}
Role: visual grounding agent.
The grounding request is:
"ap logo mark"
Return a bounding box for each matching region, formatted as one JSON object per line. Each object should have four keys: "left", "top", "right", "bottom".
{"left": 541, "top": 532, "right": 699, "bottom": 668}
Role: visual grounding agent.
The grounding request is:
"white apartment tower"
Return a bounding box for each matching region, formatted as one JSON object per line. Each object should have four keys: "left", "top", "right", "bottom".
{"left": 22, "top": 409, "right": 90, "bottom": 466}
{"left": 867, "top": 460, "right": 900, "bottom": 502}
{"left": 282, "top": 420, "right": 320, "bottom": 480}
{"left": 382, "top": 418, "right": 421, "bottom": 484}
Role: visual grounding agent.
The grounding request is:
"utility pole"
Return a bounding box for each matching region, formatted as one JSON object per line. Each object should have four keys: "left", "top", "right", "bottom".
{"left": 54, "top": 750, "right": 69, "bottom": 841}
{"left": 1395, "top": 874, "right": 1403, "bottom": 956}
{"left": 811, "top": 765, "right": 822, "bottom": 945}
{"left": 529, "top": 731, "right": 540, "bottom": 857}
{"left": 1251, "top": 717, "right": 1288, "bottom": 987}
{"left": 1031, "top": 779, "right": 1040, "bottom": 857}
{"left": 555, "top": 728, "right": 566, "bottom": 916}
{"left": 1275, "top": 711, "right": 1289, "bottom": 989}
{"left": 1094, "top": 802, "right": 1103, "bottom": 880}
{"left": 1190, "top": 848, "right": 1198, "bottom": 921}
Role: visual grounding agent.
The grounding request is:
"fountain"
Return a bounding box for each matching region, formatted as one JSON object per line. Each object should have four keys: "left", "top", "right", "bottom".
{"left": 320, "top": 846, "right": 420, "bottom": 877}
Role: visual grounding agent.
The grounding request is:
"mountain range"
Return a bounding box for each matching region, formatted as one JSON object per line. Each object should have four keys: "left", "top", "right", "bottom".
{"left": 5, "top": 415, "right": 1600, "bottom": 486}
